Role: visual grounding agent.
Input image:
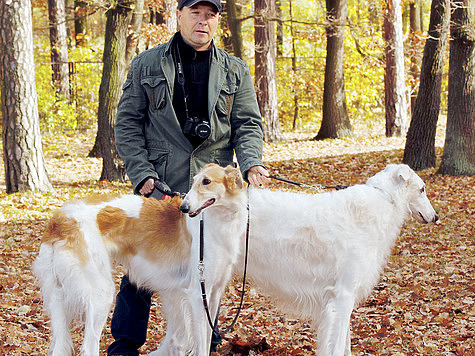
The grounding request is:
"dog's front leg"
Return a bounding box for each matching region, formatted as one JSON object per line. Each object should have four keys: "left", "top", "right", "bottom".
{"left": 317, "top": 290, "right": 354, "bottom": 356}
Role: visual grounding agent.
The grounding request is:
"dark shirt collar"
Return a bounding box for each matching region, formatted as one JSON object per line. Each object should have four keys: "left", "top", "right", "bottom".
{"left": 176, "top": 32, "right": 212, "bottom": 60}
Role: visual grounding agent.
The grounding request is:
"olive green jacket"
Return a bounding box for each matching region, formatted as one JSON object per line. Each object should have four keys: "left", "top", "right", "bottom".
{"left": 115, "top": 34, "right": 264, "bottom": 196}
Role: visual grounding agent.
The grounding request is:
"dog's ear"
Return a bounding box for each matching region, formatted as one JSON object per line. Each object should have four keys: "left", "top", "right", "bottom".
{"left": 224, "top": 165, "right": 243, "bottom": 193}
{"left": 397, "top": 164, "right": 412, "bottom": 183}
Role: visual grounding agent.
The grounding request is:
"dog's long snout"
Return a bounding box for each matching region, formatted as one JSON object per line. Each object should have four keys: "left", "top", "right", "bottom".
{"left": 180, "top": 200, "right": 190, "bottom": 214}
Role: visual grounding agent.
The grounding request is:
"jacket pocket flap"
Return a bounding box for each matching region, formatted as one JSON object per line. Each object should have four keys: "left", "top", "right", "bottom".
{"left": 141, "top": 76, "right": 166, "bottom": 88}
{"left": 122, "top": 79, "right": 132, "bottom": 90}
{"left": 147, "top": 147, "right": 169, "bottom": 162}
{"left": 222, "top": 82, "right": 238, "bottom": 94}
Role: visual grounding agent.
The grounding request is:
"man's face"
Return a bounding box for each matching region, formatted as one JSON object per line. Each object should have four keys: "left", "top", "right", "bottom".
{"left": 177, "top": 2, "right": 220, "bottom": 51}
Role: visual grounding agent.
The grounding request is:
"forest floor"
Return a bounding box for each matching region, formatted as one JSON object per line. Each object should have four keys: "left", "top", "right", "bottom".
{"left": 0, "top": 118, "right": 473, "bottom": 355}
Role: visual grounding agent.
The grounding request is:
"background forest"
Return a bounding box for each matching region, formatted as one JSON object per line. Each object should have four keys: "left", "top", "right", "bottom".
{"left": 31, "top": 0, "right": 430, "bottom": 133}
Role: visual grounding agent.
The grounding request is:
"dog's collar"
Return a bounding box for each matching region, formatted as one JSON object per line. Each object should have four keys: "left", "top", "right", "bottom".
{"left": 370, "top": 185, "right": 396, "bottom": 206}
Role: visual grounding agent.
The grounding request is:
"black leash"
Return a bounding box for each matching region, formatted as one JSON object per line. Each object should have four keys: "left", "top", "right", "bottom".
{"left": 199, "top": 200, "right": 250, "bottom": 335}
{"left": 269, "top": 175, "right": 349, "bottom": 191}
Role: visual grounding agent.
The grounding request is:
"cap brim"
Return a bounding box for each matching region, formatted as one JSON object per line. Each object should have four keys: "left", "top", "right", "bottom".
{"left": 180, "top": 0, "right": 221, "bottom": 12}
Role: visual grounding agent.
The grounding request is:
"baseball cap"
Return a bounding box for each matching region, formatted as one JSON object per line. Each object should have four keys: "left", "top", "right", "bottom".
{"left": 178, "top": 0, "right": 222, "bottom": 13}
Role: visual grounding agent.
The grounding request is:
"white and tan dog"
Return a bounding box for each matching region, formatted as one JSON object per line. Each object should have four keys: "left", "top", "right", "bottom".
{"left": 33, "top": 165, "right": 248, "bottom": 355}
{"left": 180, "top": 163, "right": 439, "bottom": 356}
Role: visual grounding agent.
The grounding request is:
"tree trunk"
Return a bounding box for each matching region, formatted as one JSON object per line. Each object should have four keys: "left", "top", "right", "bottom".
{"left": 91, "top": 0, "right": 134, "bottom": 181}
{"left": 438, "top": 0, "right": 474, "bottom": 176}
{"left": 221, "top": 0, "right": 233, "bottom": 54}
{"left": 48, "top": 0, "right": 70, "bottom": 100}
{"left": 276, "top": 0, "right": 283, "bottom": 57}
{"left": 255, "top": 0, "right": 283, "bottom": 142}
{"left": 289, "top": 0, "right": 299, "bottom": 130}
{"left": 383, "top": 0, "right": 408, "bottom": 137}
{"left": 0, "top": 0, "right": 52, "bottom": 193}
{"left": 403, "top": 0, "right": 450, "bottom": 170}
{"left": 74, "top": 0, "right": 88, "bottom": 47}
{"left": 224, "top": 0, "right": 243, "bottom": 58}
{"left": 314, "top": 0, "right": 352, "bottom": 140}
{"left": 409, "top": 0, "right": 423, "bottom": 114}
{"left": 125, "top": 0, "right": 144, "bottom": 67}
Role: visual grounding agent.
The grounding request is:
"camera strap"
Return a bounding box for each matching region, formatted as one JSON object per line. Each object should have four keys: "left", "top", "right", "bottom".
{"left": 174, "top": 43, "right": 192, "bottom": 121}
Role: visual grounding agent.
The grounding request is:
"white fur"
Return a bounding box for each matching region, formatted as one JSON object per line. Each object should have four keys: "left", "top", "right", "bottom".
{"left": 181, "top": 163, "right": 438, "bottom": 356}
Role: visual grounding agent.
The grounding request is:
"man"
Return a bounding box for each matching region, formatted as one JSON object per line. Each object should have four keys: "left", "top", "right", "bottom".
{"left": 109, "top": 0, "right": 269, "bottom": 354}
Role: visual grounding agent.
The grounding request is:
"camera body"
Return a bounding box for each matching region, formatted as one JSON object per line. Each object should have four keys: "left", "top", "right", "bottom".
{"left": 183, "top": 117, "right": 211, "bottom": 139}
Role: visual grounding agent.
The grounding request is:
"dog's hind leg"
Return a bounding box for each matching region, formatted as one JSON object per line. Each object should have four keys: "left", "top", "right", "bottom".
{"left": 80, "top": 282, "right": 114, "bottom": 356}
{"left": 46, "top": 288, "right": 74, "bottom": 356}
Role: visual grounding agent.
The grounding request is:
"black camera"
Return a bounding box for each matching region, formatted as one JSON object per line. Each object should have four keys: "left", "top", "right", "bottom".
{"left": 183, "top": 117, "right": 211, "bottom": 139}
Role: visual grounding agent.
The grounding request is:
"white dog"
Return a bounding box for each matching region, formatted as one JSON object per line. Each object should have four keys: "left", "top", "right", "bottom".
{"left": 180, "top": 163, "right": 439, "bottom": 356}
{"left": 33, "top": 166, "right": 248, "bottom": 356}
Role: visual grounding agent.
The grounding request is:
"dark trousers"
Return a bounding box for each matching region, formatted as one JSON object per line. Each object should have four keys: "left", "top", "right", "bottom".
{"left": 108, "top": 274, "right": 222, "bottom": 355}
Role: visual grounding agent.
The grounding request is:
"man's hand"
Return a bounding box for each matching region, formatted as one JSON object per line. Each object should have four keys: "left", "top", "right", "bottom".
{"left": 139, "top": 178, "right": 155, "bottom": 196}
{"left": 247, "top": 165, "right": 270, "bottom": 186}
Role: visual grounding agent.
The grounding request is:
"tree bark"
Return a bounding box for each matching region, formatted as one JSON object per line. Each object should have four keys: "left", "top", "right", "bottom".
{"left": 125, "top": 0, "right": 144, "bottom": 67}
{"left": 223, "top": 0, "right": 243, "bottom": 58}
{"left": 91, "top": 0, "right": 135, "bottom": 181}
{"left": 0, "top": 0, "right": 52, "bottom": 193}
{"left": 409, "top": 0, "right": 423, "bottom": 113}
{"left": 48, "top": 0, "right": 70, "bottom": 100}
{"left": 438, "top": 0, "right": 475, "bottom": 175}
{"left": 314, "top": 0, "right": 352, "bottom": 140}
{"left": 255, "top": 0, "right": 283, "bottom": 142}
{"left": 403, "top": 0, "right": 450, "bottom": 170}
{"left": 383, "top": 0, "right": 408, "bottom": 137}
{"left": 74, "top": 0, "right": 88, "bottom": 47}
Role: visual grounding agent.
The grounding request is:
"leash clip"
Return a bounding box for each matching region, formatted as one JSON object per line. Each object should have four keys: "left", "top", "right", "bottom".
{"left": 198, "top": 261, "right": 205, "bottom": 282}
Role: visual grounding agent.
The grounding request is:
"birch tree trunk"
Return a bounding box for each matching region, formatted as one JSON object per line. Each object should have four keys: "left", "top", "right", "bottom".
{"left": 0, "top": 0, "right": 52, "bottom": 193}
{"left": 255, "top": 0, "right": 283, "bottom": 142}
{"left": 383, "top": 0, "right": 408, "bottom": 137}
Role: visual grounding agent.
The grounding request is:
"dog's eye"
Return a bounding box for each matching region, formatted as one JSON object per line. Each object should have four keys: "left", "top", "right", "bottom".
{"left": 420, "top": 186, "right": 425, "bottom": 193}
{"left": 202, "top": 178, "right": 211, "bottom": 185}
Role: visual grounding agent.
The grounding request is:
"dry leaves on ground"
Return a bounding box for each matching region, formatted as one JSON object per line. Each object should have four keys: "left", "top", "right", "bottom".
{"left": 0, "top": 125, "right": 473, "bottom": 355}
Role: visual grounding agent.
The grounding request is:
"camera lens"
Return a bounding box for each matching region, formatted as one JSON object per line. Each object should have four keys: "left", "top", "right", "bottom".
{"left": 195, "top": 121, "right": 211, "bottom": 139}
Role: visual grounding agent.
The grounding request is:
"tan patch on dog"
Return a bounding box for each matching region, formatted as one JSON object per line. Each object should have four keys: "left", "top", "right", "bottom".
{"left": 97, "top": 196, "right": 191, "bottom": 264}
{"left": 42, "top": 210, "right": 89, "bottom": 264}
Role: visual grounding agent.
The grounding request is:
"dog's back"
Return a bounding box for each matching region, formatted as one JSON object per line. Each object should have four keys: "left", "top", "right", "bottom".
{"left": 33, "top": 194, "right": 188, "bottom": 355}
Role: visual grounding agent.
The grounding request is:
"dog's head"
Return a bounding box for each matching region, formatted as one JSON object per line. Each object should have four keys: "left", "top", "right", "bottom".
{"left": 367, "top": 164, "right": 439, "bottom": 224}
{"left": 180, "top": 164, "right": 245, "bottom": 217}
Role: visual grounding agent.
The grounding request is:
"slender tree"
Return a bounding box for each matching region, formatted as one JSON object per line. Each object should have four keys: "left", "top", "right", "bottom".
{"left": 0, "top": 0, "right": 52, "bottom": 193}
{"left": 125, "top": 0, "right": 144, "bottom": 66}
{"left": 48, "top": 0, "right": 70, "bottom": 100}
{"left": 255, "top": 0, "right": 283, "bottom": 142}
{"left": 409, "top": 0, "right": 423, "bottom": 113}
{"left": 383, "top": 0, "right": 408, "bottom": 137}
{"left": 403, "top": 0, "right": 450, "bottom": 170}
{"left": 223, "top": 0, "right": 243, "bottom": 58}
{"left": 289, "top": 0, "right": 299, "bottom": 130}
{"left": 74, "top": 0, "right": 88, "bottom": 47}
{"left": 438, "top": 0, "right": 474, "bottom": 175}
{"left": 92, "top": 0, "right": 135, "bottom": 181}
{"left": 314, "top": 0, "right": 352, "bottom": 140}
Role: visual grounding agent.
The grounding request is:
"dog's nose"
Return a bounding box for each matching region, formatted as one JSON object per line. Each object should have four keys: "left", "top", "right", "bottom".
{"left": 180, "top": 202, "right": 189, "bottom": 213}
{"left": 433, "top": 213, "right": 439, "bottom": 223}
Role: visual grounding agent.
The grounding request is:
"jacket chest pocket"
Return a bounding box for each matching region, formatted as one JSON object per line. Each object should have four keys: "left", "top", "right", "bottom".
{"left": 141, "top": 76, "right": 167, "bottom": 111}
{"left": 217, "top": 82, "right": 238, "bottom": 118}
